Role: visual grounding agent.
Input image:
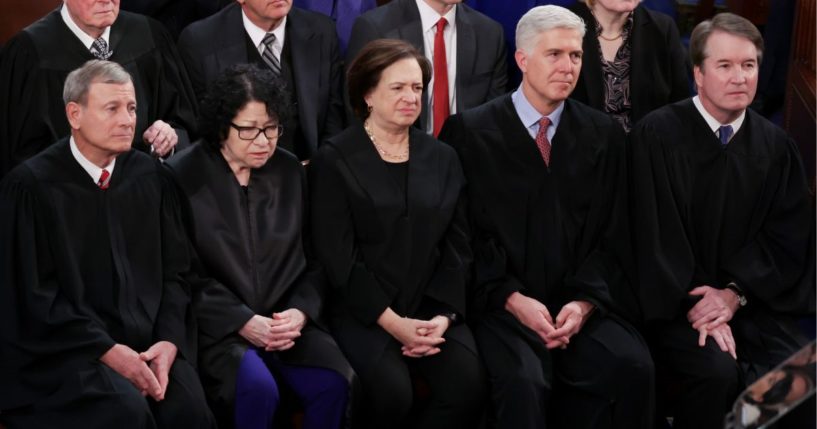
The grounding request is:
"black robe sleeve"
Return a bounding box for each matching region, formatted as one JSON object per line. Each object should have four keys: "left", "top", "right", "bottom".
{"left": 282, "top": 166, "right": 328, "bottom": 324}
{"left": 0, "top": 35, "right": 54, "bottom": 176}
{"left": 153, "top": 172, "right": 196, "bottom": 358}
{"left": 629, "top": 118, "right": 699, "bottom": 320}
{"left": 310, "top": 144, "right": 394, "bottom": 325}
{"left": 720, "top": 138, "right": 816, "bottom": 314}
{"left": 0, "top": 170, "right": 116, "bottom": 407}
{"left": 439, "top": 114, "right": 523, "bottom": 311}
{"left": 418, "top": 152, "right": 472, "bottom": 320}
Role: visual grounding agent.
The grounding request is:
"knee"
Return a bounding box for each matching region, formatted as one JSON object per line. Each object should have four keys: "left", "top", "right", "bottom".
{"left": 494, "top": 369, "right": 549, "bottom": 405}
{"left": 115, "top": 389, "right": 153, "bottom": 423}
{"left": 610, "top": 347, "right": 655, "bottom": 390}
{"left": 437, "top": 357, "right": 488, "bottom": 408}
{"left": 696, "top": 352, "right": 740, "bottom": 389}
{"left": 362, "top": 374, "right": 412, "bottom": 420}
{"left": 236, "top": 370, "right": 280, "bottom": 405}
{"left": 308, "top": 370, "right": 350, "bottom": 405}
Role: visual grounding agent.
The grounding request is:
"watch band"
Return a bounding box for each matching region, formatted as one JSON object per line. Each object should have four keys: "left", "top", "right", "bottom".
{"left": 725, "top": 282, "right": 748, "bottom": 307}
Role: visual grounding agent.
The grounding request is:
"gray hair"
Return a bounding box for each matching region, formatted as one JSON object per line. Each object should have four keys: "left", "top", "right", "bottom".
{"left": 516, "top": 5, "right": 586, "bottom": 53}
{"left": 63, "top": 60, "right": 132, "bottom": 105}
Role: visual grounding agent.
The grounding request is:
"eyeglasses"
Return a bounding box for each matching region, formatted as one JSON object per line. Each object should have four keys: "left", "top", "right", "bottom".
{"left": 230, "top": 123, "right": 283, "bottom": 141}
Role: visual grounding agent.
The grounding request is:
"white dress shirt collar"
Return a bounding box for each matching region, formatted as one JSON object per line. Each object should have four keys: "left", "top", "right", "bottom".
{"left": 242, "top": 10, "right": 287, "bottom": 57}
{"left": 692, "top": 95, "right": 745, "bottom": 139}
{"left": 415, "top": 0, "right": 457, "bottom": 33}
{"left": 70, "top": 137, "right": 116, "bottom": 185}
{"left": 61, "top": 4, "right": 111, "bottom": 50}
{"left": 512, "top": 86, "right": 565, "bottom": 143}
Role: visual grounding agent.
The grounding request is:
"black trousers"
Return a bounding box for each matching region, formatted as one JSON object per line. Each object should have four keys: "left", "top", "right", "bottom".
{"left": 1, "top": 359, "right": 216, "bottom": 429}
{"left": 473, "top": 310, "right": 654, "bottom": 429}
{"left": 353, "top": 335, "right": 488, "bottom": 429}
{"left": 649, "top": 312, "right": 807, "bottom": 429}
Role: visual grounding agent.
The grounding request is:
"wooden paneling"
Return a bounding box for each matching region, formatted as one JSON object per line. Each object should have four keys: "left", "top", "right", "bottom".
{"left": 784, "top": 0, "right": 816, "bottom": 190}
{"left": 0, "top": 0, "right": 60, "bottom": 45}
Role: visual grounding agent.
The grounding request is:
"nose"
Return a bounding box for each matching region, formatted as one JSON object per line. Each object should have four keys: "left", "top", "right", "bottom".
{"left": 400, "top": 88, "right": 418, "bottom": 103}
{"left": 557, "top": 54, "right": 575, "bottom": 74}
{"left": 251, "top": 131, "right": 271, "bottom": 146}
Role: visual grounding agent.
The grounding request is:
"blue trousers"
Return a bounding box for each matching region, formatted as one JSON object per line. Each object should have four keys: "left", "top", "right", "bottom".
{"left": 234, "top": 347, "right": 348, "bottom": 429}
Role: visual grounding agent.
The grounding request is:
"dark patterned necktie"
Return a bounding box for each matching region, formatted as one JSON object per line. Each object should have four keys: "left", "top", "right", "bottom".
{"left": 718, "top": 125, "right": 733, "bottom": 147}
{"left": 97, "top": 169, "right": 111, "bottom": 190}
{"left": 261, "top": 33, "right": 281, "bottom": 75}
{"left": 535, "top": 117, "right": 552, "bottom": 166}
{"left": 90, "top": 37, "right": 112, "bottom": 60}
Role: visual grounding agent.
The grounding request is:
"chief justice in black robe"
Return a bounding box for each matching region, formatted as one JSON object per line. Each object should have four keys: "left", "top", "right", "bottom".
{"left": 0, "top": 1, "right": 198, "bottom": 177}
{"left": 166, "top": 65, "right": 354, "bottom": 429}
{"left": 0, "top": 60, "right": 214, "bottom": 429}
{"left": 629, "top": 13, "right": 815, "bottom": 429}
{"left": 439, "top": 6, "right": 653, "bottom": 429}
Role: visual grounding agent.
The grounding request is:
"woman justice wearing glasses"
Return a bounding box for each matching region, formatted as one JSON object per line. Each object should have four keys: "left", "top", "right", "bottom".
{"left": 166, "top": 64, "right": 354, "bottom": 429}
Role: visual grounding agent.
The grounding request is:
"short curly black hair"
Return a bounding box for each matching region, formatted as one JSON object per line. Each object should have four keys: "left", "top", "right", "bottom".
{"left": 198, "top": 64, "right": 291, "bottom": 150}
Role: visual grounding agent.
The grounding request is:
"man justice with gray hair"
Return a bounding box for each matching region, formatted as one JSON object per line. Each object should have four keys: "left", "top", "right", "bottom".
{"left": 0, "top": 0, "right": 198, "bottom": 178}
{"left": 440, "top": 5, "right": 653, "bottom": 428}
{"left": 0, "top": 60, "right": 215, "bottom": 429}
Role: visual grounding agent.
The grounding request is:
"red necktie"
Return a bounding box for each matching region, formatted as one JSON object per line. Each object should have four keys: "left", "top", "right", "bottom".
{"left": 432, "top": 17, "right": 449, "bottom": 137}
{"left": 535, "top": 117, "right": 551, "bottom": 166}
{"left": 98, "top": 168, "right": 111, "bottom": 190}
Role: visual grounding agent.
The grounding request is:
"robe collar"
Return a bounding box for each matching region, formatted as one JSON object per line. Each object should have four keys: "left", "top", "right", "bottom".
{"left": 60, "top": 4, "right": 111, "bottom": 50}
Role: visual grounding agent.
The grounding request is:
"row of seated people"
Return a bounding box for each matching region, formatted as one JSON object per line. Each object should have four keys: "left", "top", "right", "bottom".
{"left": 1, "top": 2, "right": 814, "bottom": 429}
{"left": 0, "top": 0, "right": 688, "bottom": 175}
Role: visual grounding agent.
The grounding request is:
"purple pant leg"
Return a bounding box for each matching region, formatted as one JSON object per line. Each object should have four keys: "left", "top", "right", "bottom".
{"left": 266, "top": 359, "right": 349, "bottom": 429}
{"left": 234, "top": 348, "right": 280, "bottom": 429}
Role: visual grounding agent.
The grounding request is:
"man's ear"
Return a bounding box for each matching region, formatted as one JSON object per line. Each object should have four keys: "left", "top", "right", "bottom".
{"left": 515, "top": 49, "right": 528, "bottom": 74}
{"left": 66, "top": 102, "right": 82, "bottom": 130}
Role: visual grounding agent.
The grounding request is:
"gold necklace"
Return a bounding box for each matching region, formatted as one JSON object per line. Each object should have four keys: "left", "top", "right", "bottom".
{"left": 598, "top": 32, "right": 623, "bottom": 41}
{"left": 364, "top": 121, "right": 409, "bottom": 161}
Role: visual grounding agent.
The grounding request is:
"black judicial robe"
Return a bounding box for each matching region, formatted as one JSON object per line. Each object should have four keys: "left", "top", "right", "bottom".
{"left": 440, "top": 95, "right": 638, "bottom": 320}
{"left": 310, "top": 125, "right": 476, "bottom": 371}
{"left": 0, "top": 7, "right": 198, "bottom": 177}
{"left": 629, "top": 99, "right": 815, "bottom": 325}
{"left": 0, "top": 139, "right": 193, "bottom": 411}
{"left": 165, "top": 143, "right": 354, "bottom": 420}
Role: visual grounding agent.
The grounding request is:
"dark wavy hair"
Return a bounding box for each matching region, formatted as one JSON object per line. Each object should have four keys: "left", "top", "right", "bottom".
{"left": 346, "top": 39, "right": 431, "bottom": 121}
{"left": 198, "top": 64, "right": 291, "bottom": 150}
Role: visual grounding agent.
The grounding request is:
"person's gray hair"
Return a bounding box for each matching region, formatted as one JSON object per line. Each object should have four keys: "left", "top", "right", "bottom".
{"left": 63, "top": 60, "right": 132, "bottom": 105}
{"left": 516, "top": 5, "right": 586, "bottom": 53}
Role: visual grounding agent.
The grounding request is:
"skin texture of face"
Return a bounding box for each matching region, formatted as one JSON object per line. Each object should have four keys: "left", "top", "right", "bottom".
{"left": 221, "top": 100, "right": 277, "bottom": 175}
{"left": 694, "top": 30, "right": 759, "bottom": 124}
{"left": 364, "top": 58, "right": 424, "bottom": 133}
{"left": 591, "top": 0, "right": 640, "bottom": 14}
{"left": 66, "top": 81, "right": 136, "bottom": 168}
{"left": 64, "top": 0, "right": 119, "bottom": 38}
{"left": 238, "top": 0, "right": 292, "bottom": 31}
{"left": 516, "top": 27, "right": 583, "bottom": 115}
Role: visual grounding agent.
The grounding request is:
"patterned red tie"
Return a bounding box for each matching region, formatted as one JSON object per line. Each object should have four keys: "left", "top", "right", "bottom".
{"left": 98, "top": 168, "right": 111, "bottom": 190}
{"left": 432, "top": 17, "right": 449, "bottom": 137}
{"left": 535, "top": 117, "right": 552, "bottom": 166}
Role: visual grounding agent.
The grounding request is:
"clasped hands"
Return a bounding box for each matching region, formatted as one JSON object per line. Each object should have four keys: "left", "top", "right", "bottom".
{"left": 99, "top": 340, "right": 177, "bottom": 401}
{"left": 239, "top": 308, "right": 308, "bottom": 352}
{"left": 505, "top": 292, "right": 594, "bottom": 350}
{"left": 378, "top": 308, "right": 450, "bottom": 358}
{"left": 687, "top": 285, "right": 741, "bottom": 359}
